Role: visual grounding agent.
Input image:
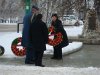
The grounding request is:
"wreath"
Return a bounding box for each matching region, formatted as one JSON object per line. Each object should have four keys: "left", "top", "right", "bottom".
{"left": 48, "top": 26, "right": 63, "bottom": 46}
{"left": 0, "top": 45, "right": 5, "bottom": 56}
{"left": 11, "top": 37, "right": 26, "bottom": 56}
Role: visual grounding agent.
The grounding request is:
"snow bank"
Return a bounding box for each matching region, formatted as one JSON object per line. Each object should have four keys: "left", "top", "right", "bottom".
{"left": 0, "top": 65, "right": 100, "bottom": 75}
{"left": 0, "top": 32, "right": 82, "bottom": 58}
{"left": 64, "top": 25, "right": 83, "bottom": 37}
{"left": 44, "top": 42, "right": 82, "bottom": 55}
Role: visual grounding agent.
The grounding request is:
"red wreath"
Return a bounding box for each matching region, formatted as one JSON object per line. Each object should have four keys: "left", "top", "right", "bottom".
{"left": 11, "top": 37, "right": 26, "bottom": 56}
{"left": 48, "top": 26, "right": 63, "bottom": 46}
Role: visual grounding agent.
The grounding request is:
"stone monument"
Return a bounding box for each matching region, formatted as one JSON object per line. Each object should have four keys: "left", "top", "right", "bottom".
{"left": 82, "top": 9, "right": 100, "bottom": 44}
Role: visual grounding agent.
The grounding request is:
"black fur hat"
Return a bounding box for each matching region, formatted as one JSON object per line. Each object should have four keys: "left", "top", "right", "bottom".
{"left": 32, "top": 5, "right": 39, "bottom": 10}
{"left": 52, "top": 13, "right": 58, "bottom": 18}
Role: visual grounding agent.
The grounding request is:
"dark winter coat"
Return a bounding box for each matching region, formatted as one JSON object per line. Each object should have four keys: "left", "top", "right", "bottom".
{"left": 30, "top": 19, "right": 48, "bottom": 51}
{"left": 52, "top": 19, "right": 69, "bottom": 48}
{"left": 21, "top": 12, "right": 32, "bottom": 47}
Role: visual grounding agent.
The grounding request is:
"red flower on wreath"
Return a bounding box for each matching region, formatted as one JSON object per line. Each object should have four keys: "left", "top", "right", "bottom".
{"left": 48, "top": 26, "right": 63, "bottom": 46}
{"left": 11, "top": 37, "right": 26, "bottom": 56}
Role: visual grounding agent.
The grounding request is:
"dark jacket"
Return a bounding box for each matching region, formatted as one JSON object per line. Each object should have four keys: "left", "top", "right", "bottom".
{"left": 21, "top": 12, "right": 32, "bottom": 47}
{"left": 30, "top": 19, "right": 48, "bottom": 51}
{"left": 52, "top": 19, "right": 69, "bottom": 48}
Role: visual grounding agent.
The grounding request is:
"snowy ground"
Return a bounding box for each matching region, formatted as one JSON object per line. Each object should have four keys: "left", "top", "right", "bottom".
{"left": 64, "top": 25, "right": 83, "bottom": 37}
{"left": 1, "top": 25, "right": 100, "bottom": 75}
{"left": 0, "top": 25, "right": 83, "bottom": 57}
{"left": 0, "top": 65, "right": 100, "bottom": 75}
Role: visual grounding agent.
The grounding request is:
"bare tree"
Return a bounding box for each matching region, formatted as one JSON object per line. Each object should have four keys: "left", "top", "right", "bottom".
{"left": 0, "top": 0, "right": 89, "bottom": 23}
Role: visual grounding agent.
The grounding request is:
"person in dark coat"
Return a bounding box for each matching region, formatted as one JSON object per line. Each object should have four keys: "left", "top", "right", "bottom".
{"left": 51, "top": 14, "right": 69, "bottom": 60}
{"left": 21, "top": 5, "right": 39, "bottom": 64}
{"left": 30, "top": 14, "right": 48, "bottom": 67}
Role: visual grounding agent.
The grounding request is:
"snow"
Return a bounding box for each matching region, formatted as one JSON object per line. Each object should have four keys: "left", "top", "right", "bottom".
{"left": 0, "top": 32, "right": 82, "bottom": 58}
{"left": 0, "top": 23, "right": 17, "bottom": 25}
{"left": 1, "top": 25, "right": 99, "bottom": 75}
{"left": 45, "top": 42, "right": 82, "bottom": 55}
{"left": 0, "top": 25, "right": 83, "bottom": 58}
{"left": 0, "top": 65, "right": 100, "bottom": 75}
{"left": 64, "top": 25, "right": 83, "bottom": 37}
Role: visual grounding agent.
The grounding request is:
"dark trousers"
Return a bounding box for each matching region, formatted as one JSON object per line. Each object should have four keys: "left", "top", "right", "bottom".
{"left": 25, "top": 47, "right": 35, "bottom": 63}
{"left": 35, "top": 50, "right": 44, "bottom": 66}
{"left": 53, "top": 46, "right": 62, "bottom": 58}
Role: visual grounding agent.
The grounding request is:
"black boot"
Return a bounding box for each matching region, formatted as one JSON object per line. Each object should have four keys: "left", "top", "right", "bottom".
{"left": 35, "top": 64, "right": 45, "bottom": 67}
